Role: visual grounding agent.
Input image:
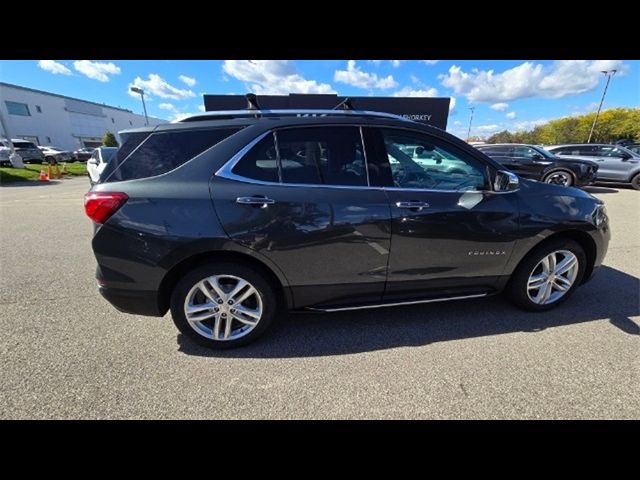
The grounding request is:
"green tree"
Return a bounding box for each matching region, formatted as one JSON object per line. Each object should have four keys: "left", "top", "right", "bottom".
{"left": 487, "top": 130, "right": 514, "bottom": 144}
{"left": 102, "top": 131, "right": 118, "bottom": 147}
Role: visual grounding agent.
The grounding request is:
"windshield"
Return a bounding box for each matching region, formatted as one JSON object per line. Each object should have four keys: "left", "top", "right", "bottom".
{"left": 13, "top": 141, "right": 37, "bottom": 149}
{"left": 100, "top": 148, "right": 118, "bottom": 163}
{"left": 532, "top": 145, "right": 556, "bottom": 158}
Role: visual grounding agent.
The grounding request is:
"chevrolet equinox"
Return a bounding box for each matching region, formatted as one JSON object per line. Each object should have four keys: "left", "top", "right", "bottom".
{"left": 85, "top": 106, "right": 610, "bottom": 348}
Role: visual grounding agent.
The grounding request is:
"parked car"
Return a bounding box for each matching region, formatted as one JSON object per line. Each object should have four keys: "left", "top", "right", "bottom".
{"left": 39, "top": 146, "right": 73, "bottom": 164}
{"left": 545, "top": 144, "right": 640, "bottom": 190}
{"left": 85, "top": 108, "right": 610, "bottom": 349}
{"left": 0, "top": 144, "right": 10, "bottom": 167}
{"left": 475, "top": 143, "right": 598, "bottom": 187}
{"left": 625, "top": 144, "right": 640, "bottom": 155}
{"left": 86, "top": 147, "right": 118, "bottom": 185}
{"left": 74, "top": 147, "right": 96, "bottom": 162}
{"left": 0, "top": 138, "right": 44, "bottom": 164}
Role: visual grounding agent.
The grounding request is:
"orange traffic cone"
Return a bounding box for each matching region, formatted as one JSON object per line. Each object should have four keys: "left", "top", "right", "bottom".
{"left": 39, "top": 169, "right": 49, "bottom": 181}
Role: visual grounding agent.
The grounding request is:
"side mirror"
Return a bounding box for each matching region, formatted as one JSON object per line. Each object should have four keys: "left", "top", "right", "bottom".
{"left": 494, "top": 170, "right": 520, "bottom": 192}
{"left": 620, "top": 153, "right": 632, "bottom": 160}
{"left": 531, "top": 153, "right": 544, "bottom": 161}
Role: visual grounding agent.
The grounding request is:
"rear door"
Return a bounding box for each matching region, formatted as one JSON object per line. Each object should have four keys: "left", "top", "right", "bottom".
{"left": 212, "top": 126, "right": 392, "bottom": 308}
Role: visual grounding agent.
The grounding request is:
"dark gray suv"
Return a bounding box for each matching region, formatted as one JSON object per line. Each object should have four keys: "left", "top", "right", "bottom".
{"left": 85, "top": 107, "right": 610, "bottom": 348}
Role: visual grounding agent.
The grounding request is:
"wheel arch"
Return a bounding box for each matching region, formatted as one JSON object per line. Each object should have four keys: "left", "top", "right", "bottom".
{"left": 158, "top": 250, "right": 293, "bottom": 315}
{"left": 511, "top": 230, "right": 597, "bottom": 285}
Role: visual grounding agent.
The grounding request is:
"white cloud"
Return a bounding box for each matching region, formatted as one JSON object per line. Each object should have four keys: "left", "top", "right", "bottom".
{"left": 392, "top": 86, "right": 439, "bottom": 97}
{"left": 222, "top": 60, "right": 335, "bottom": 95}
{"left": 390, "top": 60, "right": 402, "bottom": 67}
{"left": 474, "top": 124, "right": 502, "bottom": 135}
{"left": 369, "top": 60, "right": 382, "bottom": 66}
{"left": 453, "top": 120, "right": 462, "bottom": 126}
{"left": 422, "top": 60, "right": 439, "bottom": 65}
{"left": 129, "top": 74, "right": 195, "bottom": 100}
{"left": 169, "top": 111, "right": 202, "bottom": 122}
{"left": 506, "top": 111, "right": 517, "bottom": 119}
{"left": 37, "top": 60, "right": 71, "bottom": 75}
{"left": 73, "top": 60, "right": 121, "bottom": 82}
{"left": 179, "top": 75, "right": 196, "bottom": 87}
{"left": 159, "top": 103, "right": 176, "bottom": 111}
{"left": 198, "top": 105, "right": 206, "bottom": 112}
{"left": 440, "top": 60, "right": 629, "bottom": 103}
{"left": 334, "top": 60, "right": 398, "bottom": 89}
{"left": 449, "top": 96, "right": 457, "bottom": 114}
{"left": 512, "top": 119, "right": 548, "bottom": 131}
{"left": 490, "top": 102, "right": 509, "bottom": 111}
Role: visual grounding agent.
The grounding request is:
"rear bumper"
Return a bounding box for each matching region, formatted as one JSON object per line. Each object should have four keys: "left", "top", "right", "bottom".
{"left": 98, "top": 285, "right": 164, "bottom": 317}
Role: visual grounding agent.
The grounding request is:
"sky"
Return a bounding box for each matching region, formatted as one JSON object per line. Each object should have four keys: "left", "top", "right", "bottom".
{"left": 1, "top": 60, "right": 637, "bottom": 139}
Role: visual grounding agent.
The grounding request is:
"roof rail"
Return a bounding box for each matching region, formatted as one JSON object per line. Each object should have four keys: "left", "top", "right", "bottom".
{"left": 175, "top": 109, "right": 412, "bottom": 123}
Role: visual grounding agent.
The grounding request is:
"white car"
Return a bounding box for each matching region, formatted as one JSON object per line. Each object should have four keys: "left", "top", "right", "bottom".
{"left": 87, "top": 147, "right": 118, "bottom": 185}
{"left": 39, "top": 146, "right": 73, "bottom": 163}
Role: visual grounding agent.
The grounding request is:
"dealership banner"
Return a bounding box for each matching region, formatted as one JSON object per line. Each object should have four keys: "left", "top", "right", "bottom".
{"left": 203, "top": 94, "right": 450, "bottom": 130}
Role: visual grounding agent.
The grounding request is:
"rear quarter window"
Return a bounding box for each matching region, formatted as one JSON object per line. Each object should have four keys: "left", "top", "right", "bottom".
{"left": 103, "top": 127, "right": 242, "bottom": 182}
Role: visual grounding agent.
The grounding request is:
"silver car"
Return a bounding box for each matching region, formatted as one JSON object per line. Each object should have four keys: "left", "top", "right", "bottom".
{"left": 545, "top": 144, "right": 640, "bottom": 190}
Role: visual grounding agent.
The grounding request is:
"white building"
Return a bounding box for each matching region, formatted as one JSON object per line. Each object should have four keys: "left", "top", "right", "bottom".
{"left": 0, "top": 82, "right": 166, "bottom": 150}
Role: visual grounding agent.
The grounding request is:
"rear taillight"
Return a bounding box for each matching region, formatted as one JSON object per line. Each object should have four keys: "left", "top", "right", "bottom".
{"left": 84, "top": 192, "right": 128, "bottom": 224}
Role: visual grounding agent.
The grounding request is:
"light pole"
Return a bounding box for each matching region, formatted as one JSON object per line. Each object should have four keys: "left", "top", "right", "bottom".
{"left": 587, "top": 70, "right": 616, "bottom": 143}
{"left": 466, "top": 106, "right": 475, "bottom": 141}
{"left": 130, "top": 87, "right": 149, "bottom": 126}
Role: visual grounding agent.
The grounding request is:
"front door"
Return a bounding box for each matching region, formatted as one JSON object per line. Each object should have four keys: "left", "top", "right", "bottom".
{"left": 366, "top": 127, "right": 520, "bottom": 300}
{"left": 212, "top": 126, "right": 391, "bottom": 308}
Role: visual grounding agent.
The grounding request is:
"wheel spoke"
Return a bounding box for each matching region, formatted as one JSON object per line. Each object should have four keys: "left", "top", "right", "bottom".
{"left": 528, "top": 274, "right": 546, "bottom": 289}
{"left": 185, "top": 303, "right": 216, "bottom": 320}
{"left": 554, "top": 276, "right": 572, "bottom": 291}
{"left": 540, "top": 256, "right": 551, "bottom": 274}
{"left": 207, "top": 276, "right": 228, "bottom": 301}
{"left": 224, "top": 315, "right": 232, "bottom": 339}
{"left": 234, "top": 305, "right": 261, "bottom": 320}
{"left": 227, "top": 279, "right": 249, "bottom": 301}
{"left": 540, "top": 281, "right": 553, "bottom": 303}
{"left": 555, "top": 255, "right": 577, "bottom": 275}
{"left": 233, "top": 285, "right": 257, "bottom": 305}
{"left": 197, "top": 281, "right": 217, "bottom": 303}
{"left": 213, "top": 315, "right": 222, "bottom": 340}
{"left": 547, "top": 253, "right": 557, "bottom": 273}
{"left": 231, "top": 313, "right": 258, "bottom": 326}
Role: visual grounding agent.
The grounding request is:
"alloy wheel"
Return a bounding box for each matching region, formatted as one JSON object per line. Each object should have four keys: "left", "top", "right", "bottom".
{"left": 545, "top": 171, "right": 572, "bottom": 186}
{"left": 526, "top": 250, "right": 579, "bottom": 305}
{"left": 183, "top": 274, "right": 263, "bottom": 341}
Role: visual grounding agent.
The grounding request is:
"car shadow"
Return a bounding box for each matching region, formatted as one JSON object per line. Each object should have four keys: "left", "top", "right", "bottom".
{"left": 177, "top": 266, "right": 639, "bottom": 359}
{"left": 583, "top": 186, "right": 619, "bottom": 194}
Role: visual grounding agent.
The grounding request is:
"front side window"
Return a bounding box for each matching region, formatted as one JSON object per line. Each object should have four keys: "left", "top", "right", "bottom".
{"left": 382, "top": 129, "right": 487, "bottom": 191}
{"left": 513, "top": 146, "right": 540, "bottom": 158}
{"left": 5, "top": 101, "right": 30, "bottom": 116}
{"left": 597, "top": 146, "right": 627, "bottom": 158}
{"left": 277, "top": 127, "right": 367, "bottom": 186}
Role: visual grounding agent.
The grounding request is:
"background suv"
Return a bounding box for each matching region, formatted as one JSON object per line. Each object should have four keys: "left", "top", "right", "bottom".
{"left": 85, "top": 108, "right": 610, "bottom": 349}
{"left": 545, "top": 144, "right": 640, "bottom": 190}
{"left": 0, "top": 138, "right": 45, "bottom": 164}
{"left": 476, "top": 143, "right": 598, "bottom": 187}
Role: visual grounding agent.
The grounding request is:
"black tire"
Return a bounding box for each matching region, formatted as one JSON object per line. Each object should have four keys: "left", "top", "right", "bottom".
{"left": 170, "top": 262, "right": 278, "bottom": 349}
{"left": 543, "top": 169, "right": 574, "bottom": 187}
{"left": 507, "top": 238, "right": 586, "bottom": 312}
{"left": 630, "top": 173, "right": 640, "bottom": 191}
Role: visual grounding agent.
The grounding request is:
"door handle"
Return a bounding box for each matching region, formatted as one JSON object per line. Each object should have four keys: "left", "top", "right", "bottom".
{"left": 395, "top": 201, "right": 429, "bottom": 209}
{"left": 236, "top": 196, "right": 276, "bottom": 207}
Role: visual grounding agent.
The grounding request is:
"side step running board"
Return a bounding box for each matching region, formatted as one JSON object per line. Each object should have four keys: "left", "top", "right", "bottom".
{"left": 306, "top": 293, "right": 489, "bottom": 313}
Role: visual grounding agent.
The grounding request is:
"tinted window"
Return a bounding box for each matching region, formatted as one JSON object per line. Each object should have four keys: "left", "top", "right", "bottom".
{"left": 276, "top": 127, "right": 367, "bottom": 186}
{"left": 13, "top": 141, "right": 37, "bottom": 149}
{"left": 232, "top": 133, "right": 279, "bottom": 183}
{"left": 553, "top": 146, "right": 596, "bottom": 156}
{"left": 513, "top": 146, "right": 540, "bottom": 158}
{"left": 480, "top": 145, "right": 512, "bottom": 156}
{"left": 104, "top": 128, "right": 241, "bottom": 182}
{"left": 382, "top": 129, "right": 487, "bottom": 191}
{"left": 597, "top": 146, "right": 626, "bottom": 157}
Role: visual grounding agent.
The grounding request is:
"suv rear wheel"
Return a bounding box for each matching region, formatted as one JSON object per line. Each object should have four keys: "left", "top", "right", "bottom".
{"left": 630, "top": 172, "right": 640, "bottom": 191}
{"left": 507, "top": 238, "right": 586, "bottom": 311}
{"left": 543, "top": 170, "right": 574, "bottom": 187}
{"left": 170, "top": 263, "right": 277, "bottom": 349}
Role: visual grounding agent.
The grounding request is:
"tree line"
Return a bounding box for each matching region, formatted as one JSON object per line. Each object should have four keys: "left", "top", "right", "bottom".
{"left": 486, "top": 108, "right": 639, "bottom": 145}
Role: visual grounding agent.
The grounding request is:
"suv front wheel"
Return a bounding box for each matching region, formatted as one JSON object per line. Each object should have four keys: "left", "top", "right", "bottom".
{"left": 507, "top": 238, "right": 586, "bottom": 311}
{"left": 170, "top": 263, "right": 277, "bottom": 349}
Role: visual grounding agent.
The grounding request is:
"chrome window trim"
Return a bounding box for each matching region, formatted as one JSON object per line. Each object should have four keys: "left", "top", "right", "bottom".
{"left": 215, "top": 128, "right": 508, "bottom": 195}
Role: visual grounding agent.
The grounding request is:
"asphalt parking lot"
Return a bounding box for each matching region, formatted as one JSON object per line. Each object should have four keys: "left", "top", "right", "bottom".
{"left": 0, "top": 177, "right": 638, "bottom": 419}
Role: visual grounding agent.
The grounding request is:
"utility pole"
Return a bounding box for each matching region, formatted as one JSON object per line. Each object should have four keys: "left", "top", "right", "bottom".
{"left": 588, "top": 70, "right": 616, "bottom": 143}
{"left": 466, "top": 106, "right": 475, "bottom": 141}
{"left": 130, "top": 87, "right": 149, "bottom": 126}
